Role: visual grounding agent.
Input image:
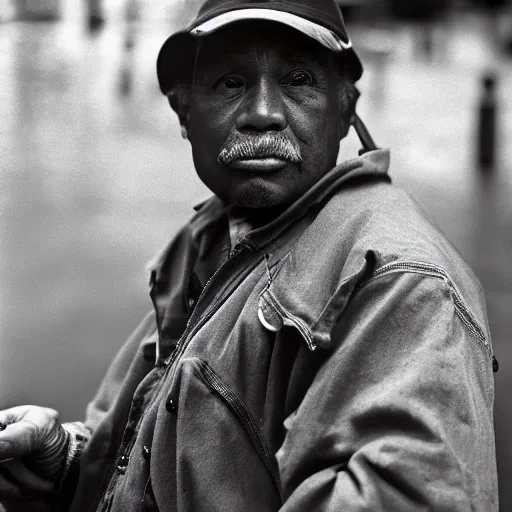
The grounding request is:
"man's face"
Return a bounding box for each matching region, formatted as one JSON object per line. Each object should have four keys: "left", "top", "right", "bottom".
{"left": 186, "top": 22, "right": 350, "bottom": 208}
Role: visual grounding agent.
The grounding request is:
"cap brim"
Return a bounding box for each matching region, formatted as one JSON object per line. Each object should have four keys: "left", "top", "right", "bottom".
{"left": 157, "top": 14, "right": 363, "bottom": 93}
{"left": 157, "top": 31, "right": 196, "bottom": 92}
{"left": 191, "top": 9, "right": 352, "bottom": 52}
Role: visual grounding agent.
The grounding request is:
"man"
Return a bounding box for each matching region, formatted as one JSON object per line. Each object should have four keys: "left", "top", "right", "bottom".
{"left": 0, "top": 0, "right": 499, "bottom": 510}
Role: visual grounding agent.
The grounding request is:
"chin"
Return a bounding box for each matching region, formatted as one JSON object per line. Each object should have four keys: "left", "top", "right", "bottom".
{"left": 231, "top": 195, "right": 282, "bottom": 209}
{"left": 228, "top": 180, "right": 295, "bottom": 209}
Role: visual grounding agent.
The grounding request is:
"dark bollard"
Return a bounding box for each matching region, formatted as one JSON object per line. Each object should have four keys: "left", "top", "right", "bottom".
{"left": 86, "top": 0, "right": 105, "bottom": 34}
{"left": 477, "top": 72, "right": 498, "bottom": 170}
{"left": 88, "top": 14, "right": 105, "bottom": 33}
{"left": 119, "top": 35, "right": 135, "bottom": 97}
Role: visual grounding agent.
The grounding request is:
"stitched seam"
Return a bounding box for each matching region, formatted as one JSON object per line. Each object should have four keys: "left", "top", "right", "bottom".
{"left": 264, "top": 290, "right": 316, "bottom": 351}
{"left": 311, "top": 272, "right": 361, "bottom": 333}
{"left": 362, "top": 261, "right": 490, "bottom": 357}
{"left": 192, "top": 360, "right": 281, "bottom": 492}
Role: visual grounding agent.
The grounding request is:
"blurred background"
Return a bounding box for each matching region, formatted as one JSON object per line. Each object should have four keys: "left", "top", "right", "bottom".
{"left": 0, "top": 0, "right": 511, "bottom": 507}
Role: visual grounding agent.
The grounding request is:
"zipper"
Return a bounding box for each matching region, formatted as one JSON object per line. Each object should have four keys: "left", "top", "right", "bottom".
{"left": 163, "top": 245, "right": 264, "bottom": 384}
{"left": 97, "top": 246, "right": 265, "bottom": 510}
{"left": 164, "top": 263, "right": 226, "bottom": 368}
{"left": 194, "top": 359, "right": 281, "bottom": 495}
{"left": 366, "top": 261, "right": 491, "bottom": 356}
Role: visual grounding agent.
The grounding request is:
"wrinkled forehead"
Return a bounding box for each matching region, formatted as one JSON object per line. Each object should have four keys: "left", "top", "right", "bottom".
{"left": 194, "top": 20, "right": 335, "bottom": 71}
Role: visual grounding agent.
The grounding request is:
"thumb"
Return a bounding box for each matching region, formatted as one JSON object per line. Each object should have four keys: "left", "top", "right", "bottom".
{"left": 0, "top": 406, "right": 58, "bottom": 460}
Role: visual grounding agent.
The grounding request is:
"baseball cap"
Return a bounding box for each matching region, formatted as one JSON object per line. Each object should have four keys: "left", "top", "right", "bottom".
{"left": 157, "top": 0, "right": 364, "bottom": 94}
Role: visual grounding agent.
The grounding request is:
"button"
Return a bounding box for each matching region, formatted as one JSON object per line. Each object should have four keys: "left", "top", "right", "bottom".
{"left": 116, "top": 454, "right": 129, "bottom": 474}
{"left": 118, "top": 455, "right": 129, "bottom": 465}
{"left": 166, "top": 396, "right": 177, "bottom": 413}
{"left": 142, "top": 445, "right": 151, "bottom": 461}
{"left": 188, "top": 298, "right": 196, "bottom": 309}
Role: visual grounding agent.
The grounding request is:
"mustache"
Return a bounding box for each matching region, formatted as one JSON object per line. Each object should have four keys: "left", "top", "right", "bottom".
{"left": 217, "top": 132, "right": 303, "bottom": 166}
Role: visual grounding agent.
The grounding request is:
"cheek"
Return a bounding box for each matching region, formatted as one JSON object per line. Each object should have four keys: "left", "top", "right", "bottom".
{"left": 286, "top": 92, "right": 340, "bottom": 144}
{"left": 190, "top": 91, "right": 238, "bottom": 135}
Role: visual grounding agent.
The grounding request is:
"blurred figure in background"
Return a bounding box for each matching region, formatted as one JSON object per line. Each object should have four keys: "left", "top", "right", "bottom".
{"left": 0, "top": 0, "right": 500, "bottom": 511}
{"left": 85, "top": 0, "right": 104, "bottom": 32}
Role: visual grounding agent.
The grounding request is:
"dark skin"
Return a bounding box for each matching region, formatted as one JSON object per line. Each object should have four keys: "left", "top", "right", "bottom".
{"left": 175, "top": 22, "right": 355, "bottom": 209}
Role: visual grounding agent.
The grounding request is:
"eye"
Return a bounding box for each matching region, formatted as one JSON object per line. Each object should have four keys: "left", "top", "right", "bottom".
{"left": 217, "top": 75, "right": 245, "bottom": 90}
{"left": 283, "top": 71, "right": 315, "bottom": 87}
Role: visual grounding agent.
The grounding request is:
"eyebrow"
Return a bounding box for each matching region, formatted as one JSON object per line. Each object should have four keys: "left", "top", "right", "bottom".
{"left": 282, "top": 49, "right": 325, "bottom": 66}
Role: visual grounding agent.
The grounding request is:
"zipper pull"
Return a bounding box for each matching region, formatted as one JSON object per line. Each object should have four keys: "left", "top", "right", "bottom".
{"left": 264, "top": 253, "right": 273, "bottom": 287}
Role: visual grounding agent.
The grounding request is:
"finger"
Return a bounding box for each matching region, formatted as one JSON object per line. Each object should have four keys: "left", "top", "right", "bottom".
{"left": 0, "top": 460, "right": 54, "bottom": 493}
{"left": 0, "top": 406, "right": 57, "bottom": 428}
{"left": 0, "top": 406, "right": 59, "bottom": 460}
{"left": 0, "top": 469, "right": 48, "bottom": 501}
{"left": 0, "top": 468, "right": 20, "bottom": 497}
{"left": 0, "top": 406, "right": 34, "bottom": 425}
{"left": 0, "top": 421, "right": 38, "bottom": 459}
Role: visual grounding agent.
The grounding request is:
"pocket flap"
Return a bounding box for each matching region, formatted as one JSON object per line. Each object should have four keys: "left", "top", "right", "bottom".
{"left": 258, "top": 251, "right": 375, "bottom": 350}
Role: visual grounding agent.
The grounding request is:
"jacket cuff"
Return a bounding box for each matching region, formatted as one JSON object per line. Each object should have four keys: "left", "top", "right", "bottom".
{"left": 55, "top": 422, "right": 91, "bottom": 509}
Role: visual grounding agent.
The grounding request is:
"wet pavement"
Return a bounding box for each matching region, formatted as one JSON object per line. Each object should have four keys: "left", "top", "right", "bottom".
{"left": 1, "top": 8, "right": 512, "bottom": 509}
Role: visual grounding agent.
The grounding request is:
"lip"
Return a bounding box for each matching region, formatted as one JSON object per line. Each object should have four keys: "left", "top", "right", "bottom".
{"left": 229, "top": 158, "right": 288, "bottom": 173}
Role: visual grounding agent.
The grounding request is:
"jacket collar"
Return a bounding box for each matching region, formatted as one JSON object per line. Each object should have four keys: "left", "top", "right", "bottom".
{"left": 239, "top": 149, "right": 391, "bottom": 251}
{"left": 148, "top": 149, "right": 390, "bottom": 276}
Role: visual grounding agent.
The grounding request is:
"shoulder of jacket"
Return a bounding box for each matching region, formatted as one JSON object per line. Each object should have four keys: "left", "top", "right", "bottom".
{"left": 308, "top": 182, "right": 470, "bottom": 278}
{"left": 278, "top": 183, "right": 490, "bottom": 350}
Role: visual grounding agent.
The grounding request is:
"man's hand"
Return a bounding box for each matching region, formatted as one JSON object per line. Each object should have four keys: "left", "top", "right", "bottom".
{"left": 0, "top": 406, "right": 69, "bottom": 498}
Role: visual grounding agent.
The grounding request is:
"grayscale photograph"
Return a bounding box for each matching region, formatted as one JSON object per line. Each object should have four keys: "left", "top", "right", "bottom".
{"left": 0, "top": 0, "right": 510, "bottom": 510}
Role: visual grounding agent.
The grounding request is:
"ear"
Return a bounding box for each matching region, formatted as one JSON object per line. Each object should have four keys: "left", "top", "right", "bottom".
{"left": 166, "top": 83, "right": 191, "bottom": 135}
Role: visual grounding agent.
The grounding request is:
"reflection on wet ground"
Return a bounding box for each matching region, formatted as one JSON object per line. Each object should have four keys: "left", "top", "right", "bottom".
{"left": 1, "top": 9, "right": 511, "bottom": 508}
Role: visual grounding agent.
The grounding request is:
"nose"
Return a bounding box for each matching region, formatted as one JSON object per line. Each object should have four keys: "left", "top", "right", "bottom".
{"left": 236, "top": 77, "right": 288, "bottom": 133}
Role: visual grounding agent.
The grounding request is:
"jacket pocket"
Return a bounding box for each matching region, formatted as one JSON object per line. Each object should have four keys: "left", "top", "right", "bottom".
{"left": 172, "top": 358, "right": 282, "bottom": 512}
{"left": 258, "top": 251, "right": 375, "bottom": 351}
{"left": 193, "top": 359, "right": 280, "bottom": 486}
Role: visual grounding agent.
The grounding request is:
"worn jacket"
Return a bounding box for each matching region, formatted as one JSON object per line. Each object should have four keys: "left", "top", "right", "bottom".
{"left": 63, "top": 150, "right": 498, "bottom": 511}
